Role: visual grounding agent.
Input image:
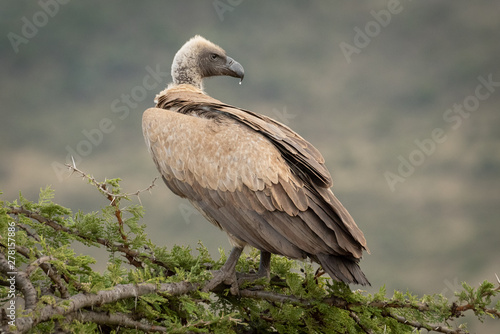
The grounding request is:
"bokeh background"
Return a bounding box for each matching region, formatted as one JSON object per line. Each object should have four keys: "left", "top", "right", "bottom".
{"left": 1, "top": 1, "right": 499, "bottom": 331}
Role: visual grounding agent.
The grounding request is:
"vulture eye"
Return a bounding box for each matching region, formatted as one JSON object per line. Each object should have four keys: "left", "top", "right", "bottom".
{"left": 209, "top": 53, "right": 219, "bottom": 61}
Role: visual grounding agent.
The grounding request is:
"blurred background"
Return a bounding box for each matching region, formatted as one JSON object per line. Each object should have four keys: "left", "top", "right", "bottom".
{"left": 1, "top": 1, "right": 499, "bottom": 330}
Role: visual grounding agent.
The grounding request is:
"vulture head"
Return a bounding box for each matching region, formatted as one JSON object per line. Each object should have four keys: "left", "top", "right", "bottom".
{"left": 171, "top": 35, "right": 245, "bottom": 90}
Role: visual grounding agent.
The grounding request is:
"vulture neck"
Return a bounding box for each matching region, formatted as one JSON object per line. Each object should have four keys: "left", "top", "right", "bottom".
{"left": 172, "top": 69, "right": 203, "bottom": 90}
{"left": 171, "top": 51, "right": 204, "bottom": 90}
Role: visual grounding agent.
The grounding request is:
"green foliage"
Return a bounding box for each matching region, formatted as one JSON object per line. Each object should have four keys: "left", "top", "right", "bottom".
{"left": 0, "top": 174, "right": 498, "bottom": 333}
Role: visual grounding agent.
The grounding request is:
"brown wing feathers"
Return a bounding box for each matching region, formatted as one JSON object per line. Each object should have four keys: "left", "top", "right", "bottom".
{"left": 156, "top": 89, "right": 332, "bottom": 188}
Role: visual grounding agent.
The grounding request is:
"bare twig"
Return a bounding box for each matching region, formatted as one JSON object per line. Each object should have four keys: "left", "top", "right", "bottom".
{"left": 64, "top": 163, "right": 158, "bottom": 203}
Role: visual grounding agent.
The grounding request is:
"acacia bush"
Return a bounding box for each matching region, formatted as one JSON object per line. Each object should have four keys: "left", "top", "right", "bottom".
{"left": 0, "top": 167, "right": 499, "bottom": 333}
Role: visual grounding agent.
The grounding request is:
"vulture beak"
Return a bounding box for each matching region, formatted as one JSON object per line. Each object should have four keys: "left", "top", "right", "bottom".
{"left": 225, "top": 56, "right": 245, "bottom": 83}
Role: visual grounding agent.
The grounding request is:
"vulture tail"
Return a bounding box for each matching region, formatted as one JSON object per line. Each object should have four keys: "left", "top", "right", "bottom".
{"left": 317, "top": 254, "right": 370, "bottom": 286}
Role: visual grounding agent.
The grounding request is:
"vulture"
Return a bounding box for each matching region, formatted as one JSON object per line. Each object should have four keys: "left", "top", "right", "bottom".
{"left": 142, "top": 35, "right": 370, "bottom": 291}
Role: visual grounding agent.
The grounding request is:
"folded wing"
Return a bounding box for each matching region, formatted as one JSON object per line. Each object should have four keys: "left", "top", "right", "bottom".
{"left": 143, "top": 86, "right": 369, "bottom": 284}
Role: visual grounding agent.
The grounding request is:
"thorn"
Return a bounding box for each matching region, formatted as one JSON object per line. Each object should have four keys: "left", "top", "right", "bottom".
{"left": 71, "top": 156, "right": 76, "bottom": 168}
{"left": 495, "top": 273, "right": 500, "bottom": 284}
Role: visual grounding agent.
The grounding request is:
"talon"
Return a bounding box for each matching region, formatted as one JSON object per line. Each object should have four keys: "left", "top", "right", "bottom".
{"left": 202, "top": 269, "right": 239, "bottom": 294}
{"left": 202, "top": 247, "right": 243, "bottom": 294}
{"left": 236, "top": 271, "right": 270, "bottom": 287}
{"left": 201, "top": 248, "right": 273, "bottom": 295}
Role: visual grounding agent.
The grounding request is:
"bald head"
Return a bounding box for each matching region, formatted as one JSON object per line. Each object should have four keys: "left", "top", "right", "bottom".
{"left": 171, "top": 35, "right": 244, "bottom": 90}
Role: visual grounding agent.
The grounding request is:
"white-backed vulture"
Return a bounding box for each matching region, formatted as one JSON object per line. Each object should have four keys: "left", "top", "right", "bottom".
{"left": 142, "top": 35, "right": 370, "bottom": 290}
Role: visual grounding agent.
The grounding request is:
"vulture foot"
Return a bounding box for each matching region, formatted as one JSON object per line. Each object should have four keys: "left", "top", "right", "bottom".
{"left": 203, "top": 269, "right": 239, "bottom": 295}
{"left": 236, "top": 272, "right": 269, "bottom": 287}
{"left": 237, "top": 250, "right": 272, "bottom": 287}
{"left": 202, "top": 246, "right": 243, "bottom": 295}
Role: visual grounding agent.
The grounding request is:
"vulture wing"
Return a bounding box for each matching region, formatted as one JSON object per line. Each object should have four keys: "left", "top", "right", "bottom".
{"left": 143, "top": 85, "right": 369, "bottom": 284}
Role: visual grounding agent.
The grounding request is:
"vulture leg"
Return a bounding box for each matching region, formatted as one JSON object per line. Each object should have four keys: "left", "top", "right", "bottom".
{"left": 203, "top": 246, "right": 243, "bottom": 294}
{"left": 237, "top": 250, "right": 272, "bottom": 285}
{"left": 258, "top": 250, "right": 271, "bottom": 277}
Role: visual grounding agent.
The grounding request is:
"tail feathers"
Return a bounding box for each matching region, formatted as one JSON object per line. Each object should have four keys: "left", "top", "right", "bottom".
{"left": 317, "top": 254, "right": 370, "bottom": 286}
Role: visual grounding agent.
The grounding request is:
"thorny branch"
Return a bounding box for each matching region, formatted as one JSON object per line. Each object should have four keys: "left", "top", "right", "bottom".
{"left": 65, "top": 162, "right": 158, "bottom": 205}
{"left": 65, "top": 162, "right": 158, "bottom": 268}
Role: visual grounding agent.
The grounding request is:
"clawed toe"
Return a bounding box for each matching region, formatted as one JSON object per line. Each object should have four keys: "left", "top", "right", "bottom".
{"left": 201, "top": 248, "right": 274, "bottom": 295}
{"left": 202, "top": 269, "right": 239, "bottom": 294}
{"left": 236, "top": 271, "right": 269, "bottom": 287}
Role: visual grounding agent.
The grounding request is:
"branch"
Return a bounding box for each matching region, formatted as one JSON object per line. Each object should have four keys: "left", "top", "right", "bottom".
{"left": 8, "top": 207, "right": 175, "bottom": 276}
{"left": 14, "top": 281, "right": 197, "bottom": 333}
{"left": 0, "top": 242, "right": 70, "bottom": 299}
{"left": 23, "top": 255, "right": 71, "bottom": 298}
{"left": 25, "top": 256, "right": 56, "bottom": 277}
{"left": 366, "top": 299, "right": 430, "bottom": 312}
{"left": 17, "top": 223, "right": 40, "bottom": 242}
{"left": 65, "top": 163, "right": 158, "bottom": 268}
{"left": 7, "top": 261, "right": 495, "bottom": 334}
{"left": 349, "top": 311, "right": 374, "bottom": 334}
{"left": 239, "top": 289, "right": 468, "bottom": 334}
{"left": 65, "top": 163, "right": 158, "bottom": 204}
{"left": 0, "top": 253, "right": 37, "bottom": 311}
{"left": 382, "top": 311, "right": 465, "bottom": 334}
{"left": 66, "top": 310, "right": 168, "bottom": 333}
{"left": 452, "top": 301, "right": 500, "bottom": 318}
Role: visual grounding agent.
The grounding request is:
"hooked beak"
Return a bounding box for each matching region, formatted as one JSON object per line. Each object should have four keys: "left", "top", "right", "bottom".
{"left": 225, "top": 56, "right": 245, "bottom": 83}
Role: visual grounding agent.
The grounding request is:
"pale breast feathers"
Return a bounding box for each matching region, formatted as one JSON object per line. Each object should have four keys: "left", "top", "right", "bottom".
{"left": 142, "top": 105, "right": 291, "bottom": 194}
